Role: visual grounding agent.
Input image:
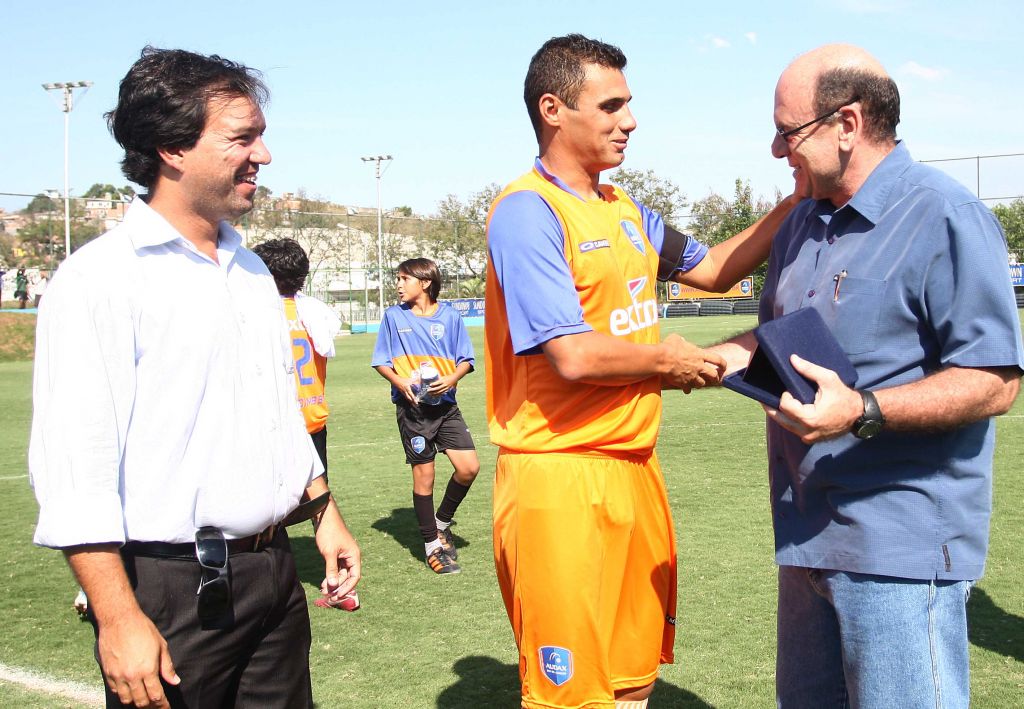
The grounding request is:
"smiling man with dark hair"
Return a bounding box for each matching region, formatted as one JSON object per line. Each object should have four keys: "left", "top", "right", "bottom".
{"left": 30, "top": 47, "right": 360, "bottom": 708}
{"left": 485, "top": 34, "right": 800, "bottom": 709}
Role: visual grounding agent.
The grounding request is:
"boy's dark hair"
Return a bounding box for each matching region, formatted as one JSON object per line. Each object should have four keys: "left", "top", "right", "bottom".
{"left": 105, "top": 46, "right": 269, "bottom": 189}
{"left": 252, "top": 239, "right": 309, "bottom": 296}
{"left": 398, "top": 258, "right": 442, "bottom": 301}
{"left": 524, "top": 34, "right": 627, "bottom": 140}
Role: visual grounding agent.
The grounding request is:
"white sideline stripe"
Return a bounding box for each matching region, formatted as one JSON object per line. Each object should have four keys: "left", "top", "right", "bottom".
{"left": 0, "top": 474, "right": 28, "bottom": 481}
{"left": 0, "top": 662, "right": 103, "bottom": 706}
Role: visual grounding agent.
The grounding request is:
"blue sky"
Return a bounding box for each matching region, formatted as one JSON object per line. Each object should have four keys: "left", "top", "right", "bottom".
{"left": 4, "top": 1, "right": 1023, "bottom": 219}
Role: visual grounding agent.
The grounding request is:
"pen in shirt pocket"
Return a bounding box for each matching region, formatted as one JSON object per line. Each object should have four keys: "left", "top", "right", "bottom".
{"left": 833, "top": 269, "right": 848, "bottom": 302}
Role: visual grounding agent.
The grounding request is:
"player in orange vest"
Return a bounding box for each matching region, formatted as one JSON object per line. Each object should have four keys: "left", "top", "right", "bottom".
{"left": 486, "top": 34, "right": 801, "bottom": 708}
{"left": 253, "top": 239, "right": 356, "bottom": 611}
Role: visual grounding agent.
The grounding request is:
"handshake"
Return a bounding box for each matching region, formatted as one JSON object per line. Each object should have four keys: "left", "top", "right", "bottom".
{"left": 658, "top": 333, "right": 725, "bottom": 394}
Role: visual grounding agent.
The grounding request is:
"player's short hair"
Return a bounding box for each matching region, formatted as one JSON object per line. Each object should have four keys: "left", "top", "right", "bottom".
{"left": 814, "top": 67, "right": 900, "bottom": 143}
{"left": 106, "top": 46, "right": 268, "bottom": 190}
{"left": 398, "top": 258, "right": 442, "bottom": 301}
{"left": 524, "top": 34, "right": 627, "bottom": 140}
{"left": 252, "top": 238, "right": 309, "bottom": 296}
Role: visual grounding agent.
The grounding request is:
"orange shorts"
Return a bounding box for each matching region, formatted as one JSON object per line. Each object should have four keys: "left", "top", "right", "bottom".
{"left": 492, "top": 449, "right": 677, "bottom": 709}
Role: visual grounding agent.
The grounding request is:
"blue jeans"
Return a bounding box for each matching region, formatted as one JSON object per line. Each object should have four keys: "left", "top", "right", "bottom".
{"left": 776, "top": 566, "right": 972, "bottom": 709}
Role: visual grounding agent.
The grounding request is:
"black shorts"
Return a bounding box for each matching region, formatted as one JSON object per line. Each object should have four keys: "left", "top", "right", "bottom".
{"left": 395, "top": 401, "right": 476, "bottom": 465}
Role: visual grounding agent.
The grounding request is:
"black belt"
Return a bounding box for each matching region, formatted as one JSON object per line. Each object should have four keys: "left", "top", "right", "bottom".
{"left": 122, "top": 492, "right": 332, "bottom": 559}
{"left": 124, "top": 525, "right": 281, "bottom": 558}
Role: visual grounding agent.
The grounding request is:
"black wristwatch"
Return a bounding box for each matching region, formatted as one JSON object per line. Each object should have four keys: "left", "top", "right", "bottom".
{"left": 852, "top": 389, "right": 885, "bottom": 440}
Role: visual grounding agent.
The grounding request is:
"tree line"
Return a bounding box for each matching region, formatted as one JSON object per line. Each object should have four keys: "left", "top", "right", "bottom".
{"left": 6, "top": 177, "right": 1023, "bottom": 296}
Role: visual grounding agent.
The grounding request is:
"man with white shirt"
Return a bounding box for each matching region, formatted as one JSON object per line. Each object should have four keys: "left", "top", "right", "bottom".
{"left": 29, "top": 47, "right": 360, "bottom": 708}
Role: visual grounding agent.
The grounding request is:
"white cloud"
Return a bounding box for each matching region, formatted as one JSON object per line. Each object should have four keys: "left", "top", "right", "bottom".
{"left": 899, "top": 61, "right": 949, "bottom": 82}
{"left": 744, "top": 32, "right": 757, "bottom": 45}
{"left": 711, "top": 36, "right": 730, "bottom": 49}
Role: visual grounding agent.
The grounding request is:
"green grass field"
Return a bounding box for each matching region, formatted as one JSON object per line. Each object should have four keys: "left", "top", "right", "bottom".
{"left": 1, "top": 314, "right": 1022, "bottom": 707}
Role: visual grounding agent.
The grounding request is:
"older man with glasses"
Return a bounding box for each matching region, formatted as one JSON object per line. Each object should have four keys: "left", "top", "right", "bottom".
{"left": 710, "top": 43, "right": 1023, "bottom": 708}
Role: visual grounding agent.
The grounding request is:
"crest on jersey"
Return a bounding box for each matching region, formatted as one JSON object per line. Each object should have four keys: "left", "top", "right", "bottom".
{"left": 538, "top": 646, "right": 573, "bottom": 686}
{"left": 627, "top": 276, "right": 648, "bottom": 301}
{"left": 410, "top": 436, "right": 426, "bottom": 454}
{"left": 621, "top": 220, "right": 645, "bottom": 254}
{"left": 429, "top": 323, "right": 445, "bottom": 341}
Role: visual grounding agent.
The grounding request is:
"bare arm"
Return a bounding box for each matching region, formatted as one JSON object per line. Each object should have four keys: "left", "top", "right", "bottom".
{"left": 428, "top": 360, "right": 474, "bottom": 398}
{"left": 65, "top": 546, "right": 179, "bottom": 708}
{"left": 541, "top": 330, "right": 725, "bottom": 393}
{"left": 305, "top": 475, "right": 362, "bottom": 603}
{"left": 675, "top": 194, "right": 802, "bottom": 292}
{"left": 373, "top": 364, "right": 417, "bottom": 405}
{"left": 706, "top": 331, "right": 759, "bottom": 377}
{"left": 770, "top": 358, "right": 1022, "bottom": 444}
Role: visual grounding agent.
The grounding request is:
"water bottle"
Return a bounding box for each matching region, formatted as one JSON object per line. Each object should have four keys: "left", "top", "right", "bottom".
{"left": 417, "top": 362, "right": 442, "bottom": 405}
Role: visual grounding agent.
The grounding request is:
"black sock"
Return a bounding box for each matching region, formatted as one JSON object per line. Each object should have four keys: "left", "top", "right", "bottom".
{"left": 436, "top": 476, "right": 472, "bottom": 524}
{"left": 413, "top": 493, "right": 438, "bottom": 544}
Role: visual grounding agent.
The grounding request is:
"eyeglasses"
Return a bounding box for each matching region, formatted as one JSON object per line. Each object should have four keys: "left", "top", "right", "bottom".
{"left": 777, "top": 95, "right": 860, "bottom": 141}
{"left": 195, "top": 526, "right": 231, "bottom": 621}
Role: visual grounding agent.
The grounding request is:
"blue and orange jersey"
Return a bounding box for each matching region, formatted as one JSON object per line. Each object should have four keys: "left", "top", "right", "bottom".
{"left": 484, "top": 160, "right": 708, "bottom": 454}
{"left": 371, "top": 301, "right": 475, "bottom": 405}
{"left": 284, "top": 297, "right": 329, "bottom": 434}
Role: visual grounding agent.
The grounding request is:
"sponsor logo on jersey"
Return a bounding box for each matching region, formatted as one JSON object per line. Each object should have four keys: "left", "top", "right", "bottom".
{"left": 627, "top": 277, "right": 647, "bottom": 300}
{"left": 579, "top": 239, "right": 610, "bottom": 253}
{"left": 429, "top": 323, "right": 445, "bottom": 341}
{"left": 621, "top": 220, "right": 645, "bottom": 254}
{"left": 410, "top": 436, "right": 426, "bottom": 454}
{"left": 610, "top": 276, "right": 658, "bottom": 336}
{"left": 538, "top": 646, "right": 573, "bottom": 686}
{"left": 397, "top": 327, "right": 413, "bottom": 334}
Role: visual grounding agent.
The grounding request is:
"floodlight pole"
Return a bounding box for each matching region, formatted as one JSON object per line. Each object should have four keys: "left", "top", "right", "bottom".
{"left": 43, "top": 81, "right": 92, "bottom": 261}
{"left": 360, "top": 154, "right": 392, "bottom": 318}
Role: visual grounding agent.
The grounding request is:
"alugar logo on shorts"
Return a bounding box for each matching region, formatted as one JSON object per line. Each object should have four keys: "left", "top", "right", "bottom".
{"left": 538, "top": 646, "right": 573, "bottom": 686}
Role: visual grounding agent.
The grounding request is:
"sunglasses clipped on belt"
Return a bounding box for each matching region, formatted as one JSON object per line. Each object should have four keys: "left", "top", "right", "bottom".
{"left": 195, "top": 526, "right": 231, "bottom": 620}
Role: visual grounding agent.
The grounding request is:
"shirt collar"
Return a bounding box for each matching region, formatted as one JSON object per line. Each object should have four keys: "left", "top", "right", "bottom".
{"left": 532, "top": 157, "right": 613, "bottom": 202}
{"left": 841, "top": 140, "right": 911, "bottom": 225}
{"left": 125, "top": 196, "right": 242, "bottom": 265}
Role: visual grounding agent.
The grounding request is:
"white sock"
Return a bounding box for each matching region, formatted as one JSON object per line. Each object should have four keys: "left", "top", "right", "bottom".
{"left": 435, "top": 517, "right": 450, "bottom": 531}
{"left": 425, "top": 539, "right": 443, "bottom": 556}
{"left": 615, "top": 700, "right": 649, "bottom": 709}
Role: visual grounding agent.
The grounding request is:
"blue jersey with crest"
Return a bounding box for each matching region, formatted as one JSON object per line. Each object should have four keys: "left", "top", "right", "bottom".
{"left": 372, "top": 301, "right": 475, "bottom": 404}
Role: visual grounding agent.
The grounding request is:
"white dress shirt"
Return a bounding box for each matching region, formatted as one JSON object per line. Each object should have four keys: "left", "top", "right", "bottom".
{"left": 30, "top": 198, "right": 322, "bottom": 547}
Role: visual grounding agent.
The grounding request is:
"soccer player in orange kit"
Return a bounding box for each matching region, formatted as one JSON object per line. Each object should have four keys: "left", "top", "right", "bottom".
{"left": 485, "top": 34, "right": 801, "bottom": 708}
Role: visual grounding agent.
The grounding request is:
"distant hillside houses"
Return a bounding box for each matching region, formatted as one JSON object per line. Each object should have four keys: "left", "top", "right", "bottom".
{"left": 241, "top": 220, "right": 420, "bottom": 304}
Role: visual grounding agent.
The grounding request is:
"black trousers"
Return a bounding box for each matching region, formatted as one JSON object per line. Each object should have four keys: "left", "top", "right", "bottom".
{"left": 96, "top": 531, "right": 312, "bottom": 708}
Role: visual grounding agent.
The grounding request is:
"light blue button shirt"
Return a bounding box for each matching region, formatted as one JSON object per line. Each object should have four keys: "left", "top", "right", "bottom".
{"left": 760, "top": 142, "right": 1024, "bottom": 581}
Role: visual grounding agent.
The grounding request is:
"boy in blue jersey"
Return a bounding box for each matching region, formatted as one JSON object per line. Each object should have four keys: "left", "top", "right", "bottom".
{"left": 372, "top": 258, "right": 479, "bottom": 575}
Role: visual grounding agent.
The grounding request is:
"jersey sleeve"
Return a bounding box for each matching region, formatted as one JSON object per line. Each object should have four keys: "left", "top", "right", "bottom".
{"left": 450, "top": 308, "right": 475, "bottom": 368}
{"left": 632, "top": 198, "right": 709, "bottom": 274}
{"left": 488, "top": 190, "right": 592, "bottom": 354}
{"left": 370, "top": 310, "right": 396, "bottom": 368}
